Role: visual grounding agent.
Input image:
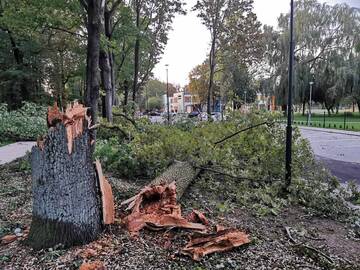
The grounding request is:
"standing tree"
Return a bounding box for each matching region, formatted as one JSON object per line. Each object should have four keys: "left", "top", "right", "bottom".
{"left": 193, "top": 0, "right": 261, "bottom": 115}
{"left": 131, "top": 0, "right": 184, "bottom": 103}
{"left": 80, "top": 0, "right": 104, "bottom": 128}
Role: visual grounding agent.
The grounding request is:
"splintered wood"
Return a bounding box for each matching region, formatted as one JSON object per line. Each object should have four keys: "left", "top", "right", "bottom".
{"left": 121, "top": 182, "right": 250, "bottom": 260}
{"left": 182, "top": 228, "right": 250, "bottom": 261}
{"left": 95, "top": 160, "right": 115, "bottom": 225}
{"left": 121, "top": 182, "right": 207, "bottom": 235}
{"left": 45, "top": 102, "right": 90, "bottom": 154}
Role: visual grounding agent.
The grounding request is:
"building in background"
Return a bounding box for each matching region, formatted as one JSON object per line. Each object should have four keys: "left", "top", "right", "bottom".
{"left": 256, "top": 93, "right": 276, "bottom": 111}
{"left": 162, "top": 88, "right": 200, "bottom": 113}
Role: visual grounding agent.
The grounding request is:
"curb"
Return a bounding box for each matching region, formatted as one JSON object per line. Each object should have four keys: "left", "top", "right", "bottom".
{"left": 299, "top": 126, "right": 360, "bottom": 137}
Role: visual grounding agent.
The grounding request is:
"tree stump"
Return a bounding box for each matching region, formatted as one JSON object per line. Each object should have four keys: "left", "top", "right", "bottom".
{"left": 27, "top": 103, "right": 102, "bottom": 250}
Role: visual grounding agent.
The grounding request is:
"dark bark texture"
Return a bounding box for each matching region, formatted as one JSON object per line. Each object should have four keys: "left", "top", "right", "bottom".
{"left": 84, "top": 0, "right": 103, "bottom": 128}
{"left": 27, "top": 124, "right": 102, "bottom": 250}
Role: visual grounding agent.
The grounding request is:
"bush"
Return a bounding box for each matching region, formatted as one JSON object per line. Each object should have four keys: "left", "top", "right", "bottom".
{"left": 96, "top": 110, "right": 354, "bottom": 219}
{"left": 0, "top": 102, "right": 47, "bottom": 141}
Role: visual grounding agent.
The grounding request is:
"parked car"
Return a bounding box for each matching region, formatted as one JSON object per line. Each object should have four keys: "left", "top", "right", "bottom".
{"left": 148, "top": 111, "right": 161, "bottom": 116}
{"left": 188, "top": 111, "right": 200, "bottom": 118}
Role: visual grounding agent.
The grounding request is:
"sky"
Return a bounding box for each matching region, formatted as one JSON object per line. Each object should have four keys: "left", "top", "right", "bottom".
{"left": 152, "top": 0, "right": 359, "bottom": 86}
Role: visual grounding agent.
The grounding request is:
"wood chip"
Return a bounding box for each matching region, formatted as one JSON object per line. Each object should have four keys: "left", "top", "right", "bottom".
{"left": 182, "top": 228, "right": 250, "bottom": 261}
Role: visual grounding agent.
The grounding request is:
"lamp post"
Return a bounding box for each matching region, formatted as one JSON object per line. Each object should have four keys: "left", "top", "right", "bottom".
{"left": 165, "top": 64, "right": 170, "bottom": 124}
{"left": 285, "top": 0, "right": 295, "bottom": 189}
{"left": 308, "top": 81, "right": 314, "bottom": 126}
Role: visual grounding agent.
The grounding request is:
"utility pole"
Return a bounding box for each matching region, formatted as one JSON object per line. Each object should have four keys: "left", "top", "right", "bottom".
{"left": 308, "top": 81, "right": 313, "bottom": 126}
{"left": 166, "top": 64, "right": 170, "bottom": 124}
{"left": 285, "top": 0, "right": 295, "bottom": 189}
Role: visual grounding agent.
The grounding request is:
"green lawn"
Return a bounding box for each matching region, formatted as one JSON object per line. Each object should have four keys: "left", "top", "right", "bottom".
{"left": 292, "top": 112, "right": 360, "bottom": 131}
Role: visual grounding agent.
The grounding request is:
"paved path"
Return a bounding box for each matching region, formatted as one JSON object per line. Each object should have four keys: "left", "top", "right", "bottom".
{"left": 300, "top": 127, "right": 360, "bottom": 184}
{"left": 0, "top": 142, "right": 36, "bottom": 165}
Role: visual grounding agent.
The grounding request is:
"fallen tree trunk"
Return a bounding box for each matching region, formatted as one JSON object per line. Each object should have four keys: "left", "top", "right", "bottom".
{"left": 150, "top": 161, "right": 199, "bottom": 199}
{"left": 121, "top": 161, "right": 204, "bottom": 235}
{"left": 27, "top": 103, "right": 113, "bottom": 250}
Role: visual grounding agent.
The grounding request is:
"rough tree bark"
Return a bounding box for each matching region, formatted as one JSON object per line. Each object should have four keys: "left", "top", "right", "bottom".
{"left": 100, "top": 50, "right": 113, "bottom": 122}
{"left": 207, "top": 31, "right": 216, "bottom": 116}
{"left": 132, "top": 0, "right": 141, "bottom": 102}
{"left": 27, "top": 103, "right": 114, "bottom": 250}
{"left": 27, "top": 124, "right": 102, "bottom": 250}
{"left": 150, "top": 161, "right": 199, "bottom": 199}
{"left": 82, "top": 0, "right": 104, "bottom": 132}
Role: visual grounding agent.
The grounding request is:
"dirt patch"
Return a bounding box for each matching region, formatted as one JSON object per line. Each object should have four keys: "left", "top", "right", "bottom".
{"left": 0, "top": 160, "right": 359, "bottom": 270}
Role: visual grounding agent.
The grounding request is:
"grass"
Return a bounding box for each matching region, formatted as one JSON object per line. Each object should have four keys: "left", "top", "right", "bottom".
{"left": 291, "top": 112, "right": 360, "bottom": 131}
{"left": 0, "top": 140, "right": 14, "bottom": 147}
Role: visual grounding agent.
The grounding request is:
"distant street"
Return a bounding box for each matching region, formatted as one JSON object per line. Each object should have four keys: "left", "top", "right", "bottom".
{"left": 300, "top": 127, "right": 360, "bottom": 184}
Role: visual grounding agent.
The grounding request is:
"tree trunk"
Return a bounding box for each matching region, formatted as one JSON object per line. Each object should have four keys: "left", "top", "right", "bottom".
{"left": 84, "top": 0, "right": 103, "bottom": 132}
{"left": 27, "top": 124, "right": 102, "bottom": 250}
{"left": 132, "top": 0, "right": 141, "bottom": 103}
{"left": 123, "top": 79, "right": 129, "bottom": 112}
{"left": 150, "top": 161, "right": 199, "bottom": 199}
{"left": 110, "top": 52, "right": 118, "bottom": 105}
{"left": 302, "top": 100, "right": 306, "bottom": 116}
{"left": 100, "top": 50, "right": 113, "bottom": 122}
{"left": 207, "top": 33, "right": 216, "bottom": 117}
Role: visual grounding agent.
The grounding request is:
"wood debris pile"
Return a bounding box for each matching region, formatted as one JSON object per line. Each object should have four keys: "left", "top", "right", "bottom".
{"left": 121, "top": 182, "right": 207, "bottom": 235}
{"left": 121, "top": 182, "right": 250, "bottom": 260}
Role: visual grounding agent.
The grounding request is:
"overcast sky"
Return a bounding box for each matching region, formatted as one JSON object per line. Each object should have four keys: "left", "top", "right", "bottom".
{"left": 152, "top": 0, "right": 359, "bottom": 86}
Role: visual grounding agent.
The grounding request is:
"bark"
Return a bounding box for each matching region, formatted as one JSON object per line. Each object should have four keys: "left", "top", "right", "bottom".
{"left": 99, "top": 50, "right": 113, "bottom": 122}
{"left": 302, "top": 100, "right": 306, "bottom": 116}
{"left": 123, "top": 79, "right": 129, "bottom": 110}
{"left": 207, "top": 33, "right": 216, "bottom": 116}
{"left": 150, "top": 161, "right": 199, "bottom": 199}
{"left": 84, "top": 0, "right": 103, "bottom": 131}
{"left": 132, "top": 0, "right": 141, "bottom": 102}
{"left": 27, "top": 124, "right": 102, "bottom": 250}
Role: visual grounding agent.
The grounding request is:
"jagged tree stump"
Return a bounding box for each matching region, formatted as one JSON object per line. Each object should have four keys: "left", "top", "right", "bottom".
{"left": 27, "top": 104, "right": 102, "bottom": 250}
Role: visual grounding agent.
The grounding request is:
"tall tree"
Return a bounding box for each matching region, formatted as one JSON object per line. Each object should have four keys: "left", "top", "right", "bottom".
{"left": 80, "top": 0, "right": 104, "bottom": 128}
{"left": 193, "top": 0, "right": 261, "bottom": 115}
{"left": 131, "top": 0, "right": 184, "bottom": 103}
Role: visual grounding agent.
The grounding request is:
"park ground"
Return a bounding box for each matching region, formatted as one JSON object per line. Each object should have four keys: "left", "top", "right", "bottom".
{"left": 292, "top": 112, "right": 360, "bottom": 132}
{"left": 0, "top": 157, "right": 359, "bottom": 270}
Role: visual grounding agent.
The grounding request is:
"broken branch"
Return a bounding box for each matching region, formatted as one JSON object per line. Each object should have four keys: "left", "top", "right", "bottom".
{"left": 214, "top": 121, "right": 270, "bottom": 145}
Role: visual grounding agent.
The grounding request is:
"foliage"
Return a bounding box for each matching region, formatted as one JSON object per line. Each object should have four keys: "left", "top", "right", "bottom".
{"left": 96, "top": 110, "right": 356, "bottom": 219}
{"left": 192, "top": 0, "right": 263, "bottom": 112}
{"left": 0, "top": 102, "right": 47, "bottom": 140}
{"left": 259, "top": 0, "right": 360, "bottom": 112}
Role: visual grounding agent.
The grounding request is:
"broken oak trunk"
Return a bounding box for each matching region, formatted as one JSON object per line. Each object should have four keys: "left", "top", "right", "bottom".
{"left": 27, "top": 103, "right": 103, "bottom": 250}
{"left": 150, "top": 161, "right": 199, "bottom": 199}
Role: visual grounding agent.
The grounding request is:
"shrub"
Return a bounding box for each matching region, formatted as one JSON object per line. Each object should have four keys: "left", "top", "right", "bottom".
{"left": 96, "top": 110, "right": 354, "bottom": 219}
{"left": 0, "top": 102, "right": 47, "bottom": 141}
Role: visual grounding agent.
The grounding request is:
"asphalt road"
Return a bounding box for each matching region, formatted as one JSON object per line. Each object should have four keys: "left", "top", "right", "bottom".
{"left": 300, "top": 127, "right": 360, "bottom": 184}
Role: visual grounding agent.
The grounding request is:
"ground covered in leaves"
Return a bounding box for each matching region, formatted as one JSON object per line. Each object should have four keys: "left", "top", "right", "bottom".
{"left": 0, "top": 159, "right": 359, "bottom": 270}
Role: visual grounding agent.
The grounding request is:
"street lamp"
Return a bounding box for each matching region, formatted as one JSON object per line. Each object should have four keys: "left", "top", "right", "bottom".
{"left": 308, "top": 81, "right": 314, "bottom": 126}
{"left": 285, "top": 0, "right": 295, "bottom": 189}
{"left": 165, "top": 64, "right": 170, "bottom": 124}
